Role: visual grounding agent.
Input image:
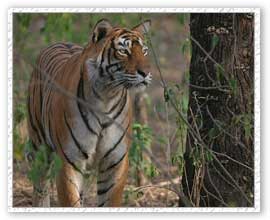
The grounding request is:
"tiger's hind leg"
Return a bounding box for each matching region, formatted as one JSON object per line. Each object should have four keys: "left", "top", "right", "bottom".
{"left": 56, "top": 161, "right": 83, "bottom": 207}
{"left": 97, "top": 153, "right": 129, "bottom": 207}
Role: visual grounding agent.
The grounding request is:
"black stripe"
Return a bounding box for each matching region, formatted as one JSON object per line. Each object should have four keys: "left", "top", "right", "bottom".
{"left": 100, "top": 152, "right": 127, "bottom": 174}
{"left": 104, "top": 63, "right": 116, "bottom": 80}
{"left": 105, "top": 62, "right": 120, "bottom": 73}
{"left": 43, "top": 49, "right": 70, "bottom": 70}
{"left": 44, "top": 56, "right": 67, "bottom": 81}
{"left": 105, "top": 89, "right": 124, "bottom": 115}
{"left": 112, "top": 89, "right": 127, "bottom": 120}
{"left": 111, "top": 38, "right": 116, "bottom": 50}
{"left": 76, "top": 77, "right": 99, "bottom": 136}
{"left": 118, "top": 41, "right": 124, "bottom": 47}
{"left": 77, "top": 102, "right": 99, "bottom": 136}
{"left": 64, "top": 42, "right": 74, "bottom": 49}
{"left": 78, "top": 69, "right": 85, "bottom": 100}
{"left": 92, "top": 84, "right": 103, "bottom": 101}
{"left": 98, "top": 200, "right": 108, "bottom": 207}
{"left": 44, "top": 53, "right": 68, "bottom": 77}
{"left": 31, "top": 74, "right": 45, "bottom": 144}
{"left": 107, "top": 47, "right": 111, "bottom": 65}
{"left": 47, "top": 111, "right": 55, "bottom": 150}
{"left": 55, "top": 132, "right": 83, "bottom": 175}
{"left": 64, "top": 112, "right": 89, "bottom": 159}
{"left": 100, "top": 48, "right": 105, "bottom": 65}
{"left": 27, "top": 96, "right": 41, "bottom": 144}
{"left": 97, "top": 183, "right": 114, "bottom": 195}
{"left": 39, "top": 69, "right": 43, "bottom": 116}
{"left": 35, "top": 108, "right": 46, "bottom": 144}
{"left": 102, "top": 121, "right": 130, "bottom": 159}
{"left": 99, "top": 66, "right": 104, "bottom": 77}
{"left": 39, "top": 44, "right": 66, "bottom": 64}
{"left": 97, "top": 177, "right": 110, "bottom": 184}
{"left": 101, "top": 120, "right": 114, "bottom": 129}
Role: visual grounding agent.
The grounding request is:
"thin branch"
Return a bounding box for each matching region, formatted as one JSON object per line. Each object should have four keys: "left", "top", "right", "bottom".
{"left": 211, "top": 150, "right": 254, "bottom": 172}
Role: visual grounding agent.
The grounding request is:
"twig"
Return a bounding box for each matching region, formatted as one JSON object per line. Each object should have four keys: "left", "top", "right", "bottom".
{"left": 189, "top": 35, "right": 224, "bottom": 73}
{"left": 211, "top": 150, "right": 253, "bottom": 172}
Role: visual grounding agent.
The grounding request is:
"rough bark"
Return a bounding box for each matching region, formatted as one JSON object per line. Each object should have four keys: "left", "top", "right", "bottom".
{"left": 182, "top": 13, "right": 254, "bottom": 207}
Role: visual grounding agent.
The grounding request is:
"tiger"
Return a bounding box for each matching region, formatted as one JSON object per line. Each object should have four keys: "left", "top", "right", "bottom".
{"left": 27, "top": 19, "right": 152, "bottom": 207}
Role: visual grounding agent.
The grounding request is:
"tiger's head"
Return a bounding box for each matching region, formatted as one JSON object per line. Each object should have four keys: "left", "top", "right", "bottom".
{"left": 86, "top": 19, "right": 152, "bottom": 91}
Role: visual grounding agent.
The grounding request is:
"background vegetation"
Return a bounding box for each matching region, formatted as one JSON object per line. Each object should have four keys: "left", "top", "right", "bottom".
{"left": 13, "top": 13, "right": 254, "bottom": 207}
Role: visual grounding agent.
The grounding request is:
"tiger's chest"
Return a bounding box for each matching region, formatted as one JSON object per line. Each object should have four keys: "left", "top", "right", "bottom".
{"left": 66, "top": 91, "right": 131, "bottom": 172}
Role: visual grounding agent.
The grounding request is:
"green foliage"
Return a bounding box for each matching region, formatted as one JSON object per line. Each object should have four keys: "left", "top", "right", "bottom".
{"left": 214, "top": 63, "right": 225, "bottom": 82}
{"left": 189, "top": 146, "right": 202, "bottom": 167}
{"left": 42, "top": 14, "right": 81, "bottom": 43}
{"left": 177, "top": 14, "right": 189, "bottom": 26}
{"left": 171, "top": 154, "right": 185, "bottom": 176}
{"left": 180, "top": 92, "right": 189, "bottom": 114}
{"left": 229, "top": 78, "right": 238, "bottom": 95}
{"left": 14, "top": 102, "right": 27, "bottom": 125}
{"left": 163, "top": 87, "right": 172, "bottom": 103}
{"left": 13, "top": 129, "right": 25, "bottom": 161}
{"left": 13, "top": 102, "right": 27, "bottom": 161}
{"left": 26, "top": 142, "right": 62, "bottom": 185}
{"left": 208, "top": 127, "right": 220, "bottom": 140}
{"left": 204, "top": 149, "right": 214, "bottom": 163}
{"left": 181, "top": 38, "right": 191, "bottom": 56}
{"left": 232, "top": 113, "right": 253, "bottom": 141}
{"left": 130, "top": 123, "right": 159, "bottom": 179}
{"left": 211, "top": 34, "right": 219, "bottom": 49}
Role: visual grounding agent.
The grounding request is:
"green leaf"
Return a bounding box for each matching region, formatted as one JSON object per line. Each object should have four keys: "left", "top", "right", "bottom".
{"left": 181, "top": 95, "right": 189, "bottom": 113}
{"left": 229, "top": 79, "right": 237, "bottom": 95}
{"left": 208, "top": 127, "right": 220, "bottom": 139}
{"left": 181, "top": 38, "right": 191, "bottom": 56}
{"left": 205, "top": 150, "right": 213, "bottom": 163}
{"left": 132, "top": 123, "right": 142, "bottom": 130}
{"left": 178, "top": 14, "right": 186, "bottom": 25}
{"left": 214, "top": 64, "right": 224, "bottom": 82}
{"left": 157, "top": 136, "right": 168, "bottom": 145}
{"left": 211, "top": 34, "right": 219, "bottom": 49}
{"left": 243, "top": 114, "right": 252, "bottom": 140}
{"left": 164, "top": 88, "right": 170, "bottom": 102}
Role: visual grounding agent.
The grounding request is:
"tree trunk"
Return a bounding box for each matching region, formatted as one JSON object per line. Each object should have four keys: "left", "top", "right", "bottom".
{"left": 182, "top": 13, "right": 254, "bottom": 207}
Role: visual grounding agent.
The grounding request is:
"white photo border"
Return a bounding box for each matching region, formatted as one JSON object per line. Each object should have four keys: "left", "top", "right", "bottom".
{"left": 7, "top": 7, "right": 260, "bottom": 213}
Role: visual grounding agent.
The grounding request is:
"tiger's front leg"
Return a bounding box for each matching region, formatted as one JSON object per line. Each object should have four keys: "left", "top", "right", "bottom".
{"left": 56, "top": 161, "right": 83, "bottom": 207}
{"left": 97, "top": 153, "right": 129, "bottom": 207}
{"left": 96, "top": 129, "right": 130, "bottom": 207}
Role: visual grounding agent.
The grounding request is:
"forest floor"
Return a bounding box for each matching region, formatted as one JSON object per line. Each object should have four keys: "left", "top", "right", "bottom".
{"left": 13, "top": 162, "right": 180, "bottom": 207}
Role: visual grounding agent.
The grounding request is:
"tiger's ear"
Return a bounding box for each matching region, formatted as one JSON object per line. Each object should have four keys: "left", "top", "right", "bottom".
{"left": 91, "top": 19, "right": 113, "bottom": 43}
{"left": 132, "top": 20, "right": 151, "bottom": 35}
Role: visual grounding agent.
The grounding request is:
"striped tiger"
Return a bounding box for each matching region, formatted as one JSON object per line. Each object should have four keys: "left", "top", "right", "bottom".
{"left": 27, "top": 19, "right": 152, "bottom": 207}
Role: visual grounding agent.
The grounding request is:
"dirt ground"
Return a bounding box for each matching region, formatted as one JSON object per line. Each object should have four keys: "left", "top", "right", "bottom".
{"left": 13, "top": 162, "right": 180, "bottom": 207}
{"left": 12, "top": 14, "right": 190, "bottom": 207}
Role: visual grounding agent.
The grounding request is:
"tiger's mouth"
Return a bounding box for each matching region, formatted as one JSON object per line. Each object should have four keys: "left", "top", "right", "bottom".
{"left": 134, "top": 70, "right": 152, "bottom": 87}
{"left": 123, "top": 70, "right": 152, "bottom": 89}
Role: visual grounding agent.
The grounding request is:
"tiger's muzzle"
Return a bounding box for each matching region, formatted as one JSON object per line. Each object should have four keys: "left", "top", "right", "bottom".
{"left": 136, "top": 70, "right": 152, "bottom": 86}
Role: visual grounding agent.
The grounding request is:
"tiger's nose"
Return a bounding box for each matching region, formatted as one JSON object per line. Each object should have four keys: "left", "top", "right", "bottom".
{"left": 137, "top": 69, "right": 147, "bottom": 77}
